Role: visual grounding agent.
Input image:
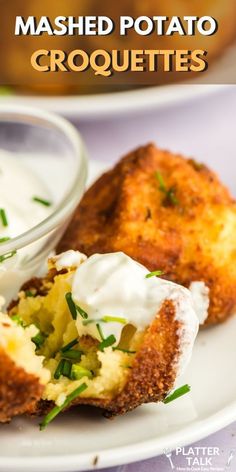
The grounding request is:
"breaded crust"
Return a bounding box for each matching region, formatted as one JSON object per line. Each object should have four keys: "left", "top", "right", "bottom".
{"left": 0, "top": 349, "right": 43, "bottom": 423}
{"left": 57, "top": 144, "right": 236, "bottom": 326}
{"left": 106, "top": 299, "right": 180, "bottom": 416}
{"left": 31, "top": 300, "right": 180, "bottom": 418}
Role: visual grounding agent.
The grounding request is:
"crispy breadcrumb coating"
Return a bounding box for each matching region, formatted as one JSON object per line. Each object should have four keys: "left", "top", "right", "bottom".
{"left": 57, "top": 144, "right": 236, "bottom": 325}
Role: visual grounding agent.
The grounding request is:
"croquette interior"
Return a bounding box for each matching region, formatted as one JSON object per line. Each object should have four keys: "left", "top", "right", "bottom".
{"left": 8, "top": 268, "right": 143, "bottom": 407}
{"left": 0, "top": 312, "right": 49, "bottom": 386}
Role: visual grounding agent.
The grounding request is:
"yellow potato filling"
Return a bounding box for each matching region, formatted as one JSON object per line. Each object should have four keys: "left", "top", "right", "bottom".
{"left": 0, "top": 312, "right": 49, "bottom": 385}
{"left": 9, "top": 270, "right": 142, "bottom": 407}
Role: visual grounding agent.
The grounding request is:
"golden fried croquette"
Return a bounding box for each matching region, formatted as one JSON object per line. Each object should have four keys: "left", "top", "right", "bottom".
{"left": 57, "top": 144, "right": 236, "bottom": 326}
{"left": 3, "top": 251, "right": 198, "bottom": 424}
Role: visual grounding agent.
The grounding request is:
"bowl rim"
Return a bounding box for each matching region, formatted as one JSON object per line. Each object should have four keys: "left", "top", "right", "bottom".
{"left": 0, "top": 104, "right": 88, "bottom": 256}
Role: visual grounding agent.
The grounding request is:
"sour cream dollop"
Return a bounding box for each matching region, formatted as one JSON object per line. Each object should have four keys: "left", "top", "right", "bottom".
{"left": 67, "top": 251, "right": 200, "bottom": 376}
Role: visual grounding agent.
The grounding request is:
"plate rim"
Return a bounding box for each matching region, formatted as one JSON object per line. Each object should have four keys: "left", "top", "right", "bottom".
{"left": 0, "top": 84, "right": 226, "bottom": 119}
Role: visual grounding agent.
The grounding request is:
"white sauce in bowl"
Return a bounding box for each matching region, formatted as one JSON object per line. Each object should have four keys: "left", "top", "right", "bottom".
{"left": 0, "top": 150, "right": 53, "bottom": 242}
{"left": 0, "top": 150, "right": 54, "bottom": 303}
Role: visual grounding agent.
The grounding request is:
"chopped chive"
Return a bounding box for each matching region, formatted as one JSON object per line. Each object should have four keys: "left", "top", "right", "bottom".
{"left": 65, "top": 292, "right": 77, "bottom": 320}
{"left": 98, "top": 334, "right": 116, "bottom": 352}
{"left": 62, "top": 360, "right": 72, "bottom": 378}
{"left": 39, "top": 383, "right": 88, "bottom": 430}
{"left": 155, "top": 171, "right": 179, "bottom": 207}
{"left": 54, "top": 359, "right": 65, "bottom": 380}
{"left": 62, "top": 349, "right": 82, "bottom": 361}
{"left": 65, "top": 292, "right": 88, "bottom": 320}
{"left": 32, "top": 196, "right": 52, "bottom": 207}
{"left": 11, "top": 314, "right": 25, "bottom": 327}
{"left": 0, "top": 236, "right": 10, "bottom": 243}
{"left": 96, "top": 323, "right": 104, "bottom": 341}
{"left": 32, "top": 331, "right": 46, "bottom": 349}
{"left": 0, "top": 250, "right": 16, "bottom": 263}
{"left": 25, "top": 290, "right": 35, "bottom": 298}
{"left": 102, "top": 316, "right": 127, "bottom": 324}
{"left": 71, "top": 365, "right": 93, "bottom": 380}
{"left": 155, "top": 171, "right": 167, "bottom": 192}
{"left": 74, "top": 303, "right": 88, "bottom": 320}
{"left": 164, "top": 384, "right": 191, "bottom": 404}
{"left": 0, "top": 209, "right": 8, "bottom": 227}
{"left": 83, "top": 316, "right": 127, "bottom": 326}
{"left": 60, "top": 338, "right": 78, "bottom": 353}
{"left": 112, "top": 347, "right": 136, "bottom": 354}
{"left": 165, "top": 188, "right": 179, "bottom": 206}
{"left": 145, "top": 270, "right": 164, "bottom": 279}
{"left": 83, "top": 319, "right": 96, "bottom": 326}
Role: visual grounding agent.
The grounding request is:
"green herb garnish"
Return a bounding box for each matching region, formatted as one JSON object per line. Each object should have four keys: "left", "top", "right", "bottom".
{"left": 32, "top": 196, "right": 52, "bottom": 207}
{"left": 83, "top": 319, "right": 97, "bottom": 326}
{"left": 62, "top": 349, "right": 82, "bottom": 361}
{"left": 96, "top": 323, "right": 117, "bottom": 351}
{"left": 83, "top": 316, "right": 127, "bottom": 326}
{"left": 11, "top": 314, "right": 25, "bottom": 327}
{"left": 54, "top": 359, "right": 74, "bottom": 379}
{"left": 98, "top": 334, "right": 116, "bottom": 352}
{"left": 71, "top": 365, "right": 93, "bottom": 380}
{"left": 39, "top": 383, "right": 88, "bottom": 430}
{"left": 112, "top": 347, "right": 136, "bottom": 354}
{"left": 54, "top": 359, "right": 65, "bottom": 380}
{"left": 0, "top": 236, "right": 10, "bottom": 243}
{"left": 0, "top": 250, "right": 17, "bottom": 263}
{"left": 96, "top": 323, "right": 104, "bottom": 340}
{"left": 165, "top": 188, "right": 179, "bottom": 206}
{"left": 25, "top": 290, "right": 35, "bottom": 298}
{"left": 60, "top": 338, "right": 78, "bottom": 353}
{"left": 62, "top": 360, "right": 72, "bottom": 378}
{"left": 32, "top": 331, "right": 46, "bottom": 349}
{"left": 145, "top": 270, "right": 164, "bottom": 279}
{"left": 0, "top": 209, "right": 8, "bottom": 227}
{"left": 155, "top": 171, "right": 166, "bottom": 192}
{"left": 155, "top": 171, "right": 179, "bottom": 207}
{"left": 75, "top": 304, "right": 88, "bottom": 320}
{"left": 102, "top": 316, "right": 127, "bottom": 324}
{"left": 65, "top": 292, "right": 77, "bottom": 320}
{"left": 164, "top": 384, "right": 190, "bottom": 404}
{"left": 65, "top": 292, "right": 88, "bottom": 320}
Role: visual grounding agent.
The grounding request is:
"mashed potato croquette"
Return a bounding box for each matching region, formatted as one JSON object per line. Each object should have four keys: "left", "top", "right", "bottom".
{"left": 0, "top": 251, "right": 199, "bottom": 425}
{"left": 57, "top": 144, "right": 236, "bottom": 326}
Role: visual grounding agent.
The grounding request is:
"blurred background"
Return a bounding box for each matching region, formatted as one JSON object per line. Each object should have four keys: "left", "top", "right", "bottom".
{"left": 0, "top": 0, "right": 236, "bottom": 96}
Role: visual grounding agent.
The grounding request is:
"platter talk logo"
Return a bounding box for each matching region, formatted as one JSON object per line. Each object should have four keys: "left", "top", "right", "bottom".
{"left": 163, "top": 447, "right": 236, "bottom": 471}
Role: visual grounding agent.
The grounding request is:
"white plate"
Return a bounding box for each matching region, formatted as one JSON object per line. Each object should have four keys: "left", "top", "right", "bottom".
{"left": 1, "top": 160, "right": 236, "bottom": 472}
{"left": 0, "top": 85, "right": 225, "bottom": 120}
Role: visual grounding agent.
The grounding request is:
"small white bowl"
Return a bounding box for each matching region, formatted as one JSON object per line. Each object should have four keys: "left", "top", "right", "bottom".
{"left": 0, "top": 105, "right": 88, "bottom": 301}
